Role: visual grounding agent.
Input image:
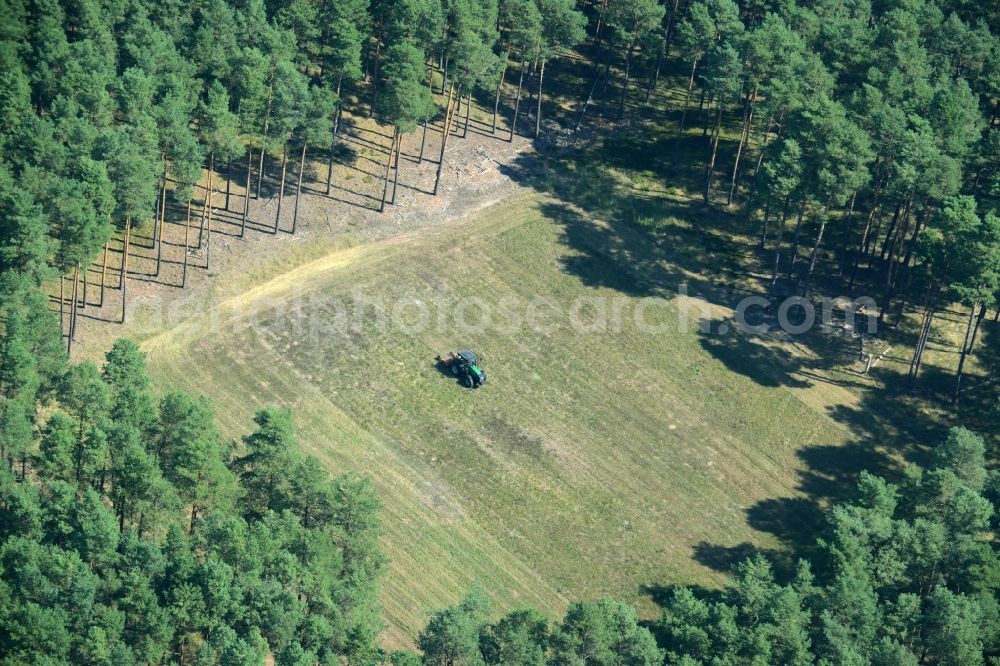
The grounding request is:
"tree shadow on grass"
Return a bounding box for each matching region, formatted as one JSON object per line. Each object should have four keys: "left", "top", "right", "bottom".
{"left": 952, "top": 320, "right": 1000, "bottom": 439}
{"left": 697, "top": 324, "right": 812, "bottom": 389}
{"left": 502, "top": 132, "right": 994, "bottom": 600}
{"left": 501, "top": 152, "right": 749, "bottom": 308}
{"left": 826, "top": 379, "right": 946, "bottom": 472}
{"left": 691, "top": 541, "right": 787, "bottom": 577}
{"left": 683, "top": 440, "right": 901, "bottom": 585}
{"left": 693, "top": 319, "right": 945, "bottom": 576}
{"left": 709, "top": 388, "right": 946, "bottom": 582}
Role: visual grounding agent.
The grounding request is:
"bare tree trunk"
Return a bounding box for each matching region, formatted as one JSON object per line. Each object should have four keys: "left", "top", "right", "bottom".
{"left": 68, "top": 264, "right": 79, "bottom": 356}
{"left": 71, "top": 264, "right": 80, "bottom": 338}
{"left": 242, "top": 146, "right": 252, "bottom": 236}
{"left": 535, "top": 60, "right": 546, "bottom": 137}
{"left": 969, "top": 299, "right": 988, "bottom": 352}
{"left": 593, "top": 0, "right": 609, "bottom": 46}
{"left": 910, "top": 307, "right": 934, "bottom": 383}
{"left": 292, "top": 141, "right": 307, "bottom": 234}
{"left": 225, "top": 157, "right": 232, "bottom": 211}
{"left": 661, "top": 0, "right": 681, "bottom": 65}
{"left": 703, "top": 104, "right": 722, "bottom": 204}
{"left": 759, "top": 195, "right": 771, "bottom": 248}
{"left": 381, "top": 127, "right": 398, "bottom": 212}
{"left": 510, "top": 56, "right": 526, "bottom": 142}
{"left": 197, "top": 160, "right": 212, "bottom": 249}
{"left": 769, "top": 199, "right": 789, "bottom": 294}
{"left": 801, "top": 204, "right": 832, "bottom": 295}
{"left": 838, "top": 191, "right": 858, "bottom": 273}
{"left": 895, "top": 210, "right": 924, "bottom": 284}
{"left": 391, "top": 132, "right": 402, "bottom": 205}
{"left": 742, "top": 118, "right": 775, "bottom": 223}
{"left": 908, "top": 284, "right": 938, "bottom": 384}
{"left": 205, "top": 152, "right": 215, "bottom": 269}
{"left": 672, "top": 59, "right": 698, "bottom": 164}
{"left": 876, "top": 197, "right": 914, "bottom": 326}
{"left": 865, "top": 205, "right": 887, "bottom": 259}
{"left": 81, "top": 262, "right": 88, "bottom": 310}
{"left": 256, "top": 82, "right": 274, "bottom": 199}
{"left": 419, "top": 120, "right": 428, "bottom": 163}
{"left": 727, "top": 91, "right": 755, "bottom": 206}
{"left": 701, "top": 92, "right": 711, "bottom": 137}
{"left": 121, "top": 218, "right": 131, "bottom": 324}
{"left": 953, "top": 301, "right": 981, "bottom": 406}
{"left": 154, "top": 180, "right": 162, "bottom": 248}
{"left": 434, "top": 83, "right": 458, "bottom": 195}
{"left": 333, "top": 99, "right": 344, "bottom": 134}
{"left": 275, "top": 143, "right": 288, "bottom": 232}
{"left": 182, "top": 201, "right": 191, "bottom": 288}
{"left": 492, "top": 54, "right": 508, "bottom": 134}
{"left": 325, "top": 130, "right": 337, "bottom": 197}
{"left": 370, "top": 18, "right": 383, "bottom": 116}
{"left": 325, "top": 77, "right": 344, "bottom": 196}
{"left": 617, "top": 47, "right": 633, "bottom": 120}
{"left": 573, "top": 68, "right": 604, "bottom": 139}
{"left": 849, "top": 202, "right": 881, "bottom": 289}
{"left": 599, "top": 51, "right": 611, "bottom": 100}
{"left": 782, "top": 200, "right": 808, "bottom": 277}
{"left": 529, "top": 58, "right": 538, "bottom": 107}
{"left": 100, "top": 243, "right": 108, "bottom": 306}
{"left": 59, "top": 275, "right": 65, "bottom": 341}
{"left": 643, "top": 39, "right": 665, "bottom": 105}
{"left": 157, "top": 171, "right": 167, "bottom": 243}
{"left": 877, "top": 199, "right": 903, "bottom": 261}
{"left": 887, "top": 202, "right": 914, "bottom": 290}
{"left": 155, "top": 180, "right": 166, "bottom": 276}
{"left": 463, "top": 94, "right": 471, "bottom": 138}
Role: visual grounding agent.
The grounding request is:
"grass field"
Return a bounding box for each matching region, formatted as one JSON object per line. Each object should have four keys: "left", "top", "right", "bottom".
{"left": 133, "top": 185, "right": 873, "bottom": 647}
{"left": 58, "top": 38, "right": 996, "bottom": 650}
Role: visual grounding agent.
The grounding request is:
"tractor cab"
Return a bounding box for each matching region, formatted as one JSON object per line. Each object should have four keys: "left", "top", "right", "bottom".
{"left": 436, "top": 349, "right": 487, "bottom": 388}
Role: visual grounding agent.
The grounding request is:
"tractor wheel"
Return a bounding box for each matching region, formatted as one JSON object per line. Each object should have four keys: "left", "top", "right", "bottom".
{"left": 451, "top": 364, "right": 459, "bottom": 376}
{"left": 464, "top": 375, "right": 474, "bottom": 388}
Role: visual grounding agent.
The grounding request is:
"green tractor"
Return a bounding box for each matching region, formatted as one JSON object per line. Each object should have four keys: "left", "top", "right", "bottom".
{"left": 436, "top": 349, "right": 487, "bottom": 388}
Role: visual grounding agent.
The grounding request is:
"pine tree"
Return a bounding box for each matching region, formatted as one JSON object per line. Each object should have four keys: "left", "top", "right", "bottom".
{"left": 606, "top": 0, "right": 662, "bottom": 121}
{"left": 419, "top": 586, "right": 492, "bottom": 666}
{"left": 504, "top": 0, "right": 542, "bottom": 141}
{"left": 533, "top": 0, "right": 585, "bottom": 133}
{"left": 377, "top": 42, "right": 435, "bottom": 210}
{"left": 318, "top": 0, "right": 369, "bottom": 195}
{"left": 291, "top": 85, "right": 336, "bottom": 232}
{"left": 156, "top": 392, "right": 237, "bottom": 532}
{"left": 908, "top": 197, "right": 990, "bottom": 384}
{"left": 433, "top": 24, "right": 500, "bottom": 194}
{"left": 550, "top": 598, "right": 664, "bottom": 665}
{"left": 267, "top": 59, "right": 311, "bottom": 232}
{"left": 481, "top": 608, "right": 548, "bottom": 665}
{"left": 197, "top": 81, "right": 243, "bottom": 269}
{"left": 700, "top": 41, "right": 743, "bottom": 205}
{"left": 672, "top": 0, "right": 742, "bottom": 164}
{"left": 56, "top": 360, "right": 109, "bottom": 483}
{"left": 232, "top": 406, "right": 297, "bottom": 520}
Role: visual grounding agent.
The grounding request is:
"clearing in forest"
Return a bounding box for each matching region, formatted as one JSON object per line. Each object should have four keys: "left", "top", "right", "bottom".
{"left": 136, "top": 189, "right": 867, "bottom": 647}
